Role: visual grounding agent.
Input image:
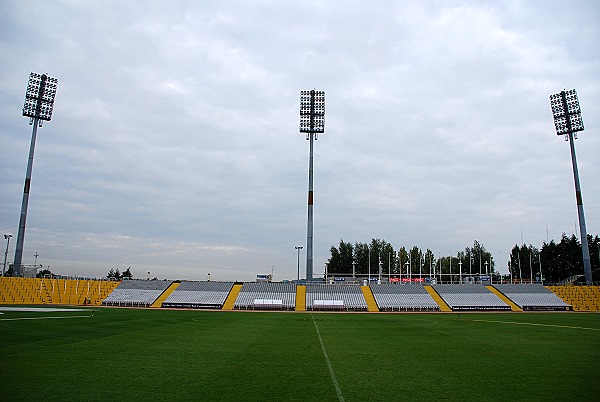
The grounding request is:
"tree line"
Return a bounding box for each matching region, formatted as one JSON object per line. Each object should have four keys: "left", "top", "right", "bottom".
{"left": 107, "top": 267, "right": 133, "bottom": 280}
{"left": 509, "top": 234, "right": 600, "bottom": 282}
{"left": 327, "top": 233, "right": 600, "bottom": 283}
{"left": 327, "top": 239, "right": 496, "bottom": 282}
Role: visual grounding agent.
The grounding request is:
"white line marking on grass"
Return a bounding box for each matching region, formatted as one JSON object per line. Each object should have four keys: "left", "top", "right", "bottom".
{"left": 473, "top": 319, "right": 600, "bottom": 331}
{"left": 0, "top": 315, "right": 92, "bottom": 321}
{"left": 311, "top": 314, "right": 345, "bottom": 402}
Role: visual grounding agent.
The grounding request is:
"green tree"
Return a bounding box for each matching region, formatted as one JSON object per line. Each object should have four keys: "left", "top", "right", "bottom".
{"left": 540, "top": 233, "right": 587, "bottom": 282}
{"left": 327, "top": 240, "right": 354, "bottom": 275}
{"left": 397, "top": 246, "right": 409, "bottom": 276}
{"left": 465, "top": 240, "right": 494, "bottom": 276}
{"left": 353, "top": 242, "right": 369, "bottom": 275}
{"left": 107, "top": 268, "right": 122, "bottom": 280}
{"left": 122, "top": 267, "right": 133, "bottom": 279}
{"left": 36, "top": 268, "right": 54, "bottom": 278}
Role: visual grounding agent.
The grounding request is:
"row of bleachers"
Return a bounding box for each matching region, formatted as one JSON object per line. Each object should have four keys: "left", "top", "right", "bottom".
{"left": 433, "top": 284, "right": 510, "bottom": 311}
{"left": 97, "top": 282, "right": 585, "bottom": 311}
{"left": 102, "top": 280, "right": 172, "bottom": 307}
{"left": 494, "top": 284, "right": 571, "bottom": 311}
{"left": 370, "top": 284, "right": 439, "bottom": 311}
{"left": 548, "top": 285, "right": 600, "bottom": 311}
{"left": 306, "top": 284, "right": 367, "bottom": 311}
{"left": 162, "top": 281, "right": 234, "bottom": 309}
{"left": 234, "top": 282, "right": 296, "bottom": 310}
{"left": 0, "top": 277, "right": 118, "bottom": 305}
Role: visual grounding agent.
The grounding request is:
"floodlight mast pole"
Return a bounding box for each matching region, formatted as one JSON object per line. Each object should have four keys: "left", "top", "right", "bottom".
{"left": 13, "top": 117, "right": 39, "bottom": 276}
{"left": 550, "top": 89, "right": 592, "bottom": 284}
{"left": 300, "top": 90, "right": 325, "bottom": 282}
{"left": 562, "top": 95, "right": 592, "bottom": 285}
{"left": 13, "top": 73, "right": 58, "bottom": 276}
{"left": 307, "top": 125, "right": 315, "bottom": 282}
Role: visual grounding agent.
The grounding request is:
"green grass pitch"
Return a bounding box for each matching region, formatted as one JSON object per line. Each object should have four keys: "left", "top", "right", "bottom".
{"left": 1, "top": 308, "right": 599, "bottom": 401}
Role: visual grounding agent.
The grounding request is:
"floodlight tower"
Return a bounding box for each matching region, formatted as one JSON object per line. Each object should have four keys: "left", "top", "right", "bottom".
{"left": 549, "top": 89, "right": 592, "bottom": 284}
{"left": 13, "top": 73, "right": 58, "bottom": 276}
{"left": 299, "top": 90, "right": 325, "bottom": 282}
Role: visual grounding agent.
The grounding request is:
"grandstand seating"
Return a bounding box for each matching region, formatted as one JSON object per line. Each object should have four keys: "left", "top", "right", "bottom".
{"left": 102, "top": 280, "right": 172, "bottom": 307}
{"left": 233, "top": 282, "right": 296, "bottom": 310}
{"left": 432, "top": 284, "right": 510, "bottom": 311}
{"left": 5, "top": 276, "right": 597, "bottom": 314}
{"left": 0, "top": 277, "right": 118, "bottom": 305}
{"left": 306, "top": 284, "right": 367, "bottom": 311}
{"left": 369, "top": 283, "right": 439, "bottom": 311}
{"left": 162, "top": 281, "right": 234, "bottom": 309}
{"left": 547, "top": 285, "right": 599, "bottom": 311}
{"left": 494, "top": 284, "right": 571, "bottom": 311}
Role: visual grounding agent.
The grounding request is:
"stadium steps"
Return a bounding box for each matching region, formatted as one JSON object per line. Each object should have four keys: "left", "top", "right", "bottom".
{"left": 424, "top": 286, "right": 452, "bottom": 312}
{"left": 151, "top": 282, "right": 181, "bottom": 308}
{"left": 222, "top": 283, "right": 243, "bottom": 310}
{"left": 295, "top": 285, "right": 306, "bottom": 311}
{"left": 361, "top": 286, "right": 379, "bottom": 312}
{"left": 486, "top": 286, "right": 523, "bottom": 311}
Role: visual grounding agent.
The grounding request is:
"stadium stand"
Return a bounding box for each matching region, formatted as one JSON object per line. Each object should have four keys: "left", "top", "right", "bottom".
{"left": 369, "top": 283, "right": 439, "bottom": 311}
{"left": 494, "top": 284, "right": 571, "bottom": 311}
{"left": 102, "top": 280, "right": 172, "bottom": 307}
{"left": 0, "top": 277, "right": 118, "bottom": 305}
{"left": 432, "top": 284, "right": 510, "bottom": 311}
{"left": 547, "top": 285, "right": 598, "bottom": 311}
{"left": 234, "top": 282, "right": 296, "bottom": 310}
{"left": 161, "top": 281, "right": 234, "bottom": 309}
{"left": 306, "top": 284, "right": 367, "bottom": 311}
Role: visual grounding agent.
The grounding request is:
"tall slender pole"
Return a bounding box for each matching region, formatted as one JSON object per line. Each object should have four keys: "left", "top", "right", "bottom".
{"left": 469, "top": 252, "right": 472, "bottom": 276}
{"left": 3, "top": 235, "right": 12, "bottom": 276}
{"left": 566, "top": 129, "right": 592, "bottom": 284}
{"left": 529, "top": 251, "right": 533, "bottom": 284}
{"left": 429, "top": 255, "right": 432, "bottom": 281}
{"left": 368, "top": 247, "right": 371, "bottom": 282}
{"left": 306, "top": 131, "right": 314, "bottom": 281}
{"left": 13, "top": 117, "right": 40, "bottom": 276}
{"left": 539, "top": 253, "right": 543, "bottom": 285}
{"left": 295, "top": 246, "right": 303, "bottom": 281}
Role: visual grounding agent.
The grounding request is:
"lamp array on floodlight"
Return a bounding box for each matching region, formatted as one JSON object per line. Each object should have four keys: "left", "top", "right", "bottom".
{"left": 22, "top": 72, "right": 58, "bottom": 124}
{"left": 300, "top": 90, "right": 325, "bottom": 137}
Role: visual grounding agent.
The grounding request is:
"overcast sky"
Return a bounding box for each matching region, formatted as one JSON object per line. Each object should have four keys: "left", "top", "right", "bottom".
{"left": 1, "top": 0, "right": 598, "bottom": 281}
